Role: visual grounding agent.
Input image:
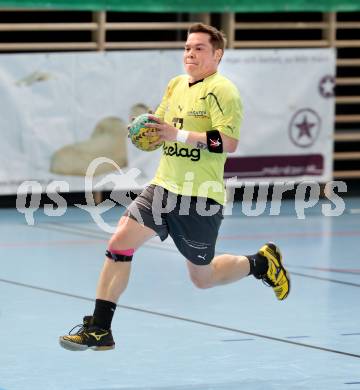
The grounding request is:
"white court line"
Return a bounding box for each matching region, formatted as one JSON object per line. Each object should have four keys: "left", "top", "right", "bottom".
{"left": 349, "top": 208, "right": 360, "bottom": 214}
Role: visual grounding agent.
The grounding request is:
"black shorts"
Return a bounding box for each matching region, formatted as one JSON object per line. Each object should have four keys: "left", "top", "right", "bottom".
{"left": 124, "top": 184, "right": 224, "bottom": 265}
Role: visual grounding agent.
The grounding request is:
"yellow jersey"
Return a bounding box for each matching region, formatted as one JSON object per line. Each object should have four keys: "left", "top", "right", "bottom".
{"left": 152, "top": 71, "right": 243, "bottom": 205}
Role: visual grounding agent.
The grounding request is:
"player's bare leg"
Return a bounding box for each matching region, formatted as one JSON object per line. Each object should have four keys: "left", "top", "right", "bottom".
{"left": 187, "top": 243, "right": 290, "bottom": 300}
{"left": 59, "top": 217, "right": 155, "bottom": 351}
{"left": 187, "top": 254, "right": 250, "bottom": 289}
{"left": 95, "top": 217, "right": 155, "bottom": 302}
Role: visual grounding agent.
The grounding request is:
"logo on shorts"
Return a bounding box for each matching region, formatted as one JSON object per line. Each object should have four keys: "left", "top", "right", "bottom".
{"left": 197, "top": 254, "right": 207, "bottom": 261}
{"left": 180, "top": 236, "right": 209, "bottom": 250}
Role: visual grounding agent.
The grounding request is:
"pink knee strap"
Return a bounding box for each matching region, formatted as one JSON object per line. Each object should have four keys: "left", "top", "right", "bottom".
{"left": 108, "top": 248, "right": 135, "bottom": 256}
{"left": 105, "top": 247, "right": 135, "bottom": 262}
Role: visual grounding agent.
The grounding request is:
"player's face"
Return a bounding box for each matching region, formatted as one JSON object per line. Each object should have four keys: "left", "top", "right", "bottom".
{"left": 184, "top": 32, "right": 222, "bottom": 82}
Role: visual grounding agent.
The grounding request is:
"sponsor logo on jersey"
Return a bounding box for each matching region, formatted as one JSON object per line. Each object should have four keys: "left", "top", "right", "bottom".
{"left": 187, "top": 110, "right": 208, "bottom": 118}
{"left": 163, "top": 143, "right": 200, "bottom": 161}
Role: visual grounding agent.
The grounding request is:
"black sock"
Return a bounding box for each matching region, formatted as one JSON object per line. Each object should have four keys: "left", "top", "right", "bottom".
{"left": 247, "top": 254, "right": 268, "bottom": 278}
{"left": 92, "top": 299, "right": 117, "bottom": 330}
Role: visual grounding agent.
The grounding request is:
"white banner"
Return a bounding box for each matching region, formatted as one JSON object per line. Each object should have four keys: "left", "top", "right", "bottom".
{"left": 0, "top": 49, "right": 335, "bottom": 195}
{"left": 221, "top": 49, "right": 336, "bottom": 183}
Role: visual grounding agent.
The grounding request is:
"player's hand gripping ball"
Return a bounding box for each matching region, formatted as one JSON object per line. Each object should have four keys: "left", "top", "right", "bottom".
{"left": 128, "top": 113, "right": 163, "bottom": 152}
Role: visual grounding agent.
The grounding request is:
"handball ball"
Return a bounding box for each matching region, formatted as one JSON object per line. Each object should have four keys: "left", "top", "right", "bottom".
{"left": 128, "top": 113, "right": 162, "bottom": 152}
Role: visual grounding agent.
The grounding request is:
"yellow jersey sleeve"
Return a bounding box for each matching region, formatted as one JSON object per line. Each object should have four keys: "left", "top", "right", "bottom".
{"left": 203, "top": 78, "right": 242, "bottom": 140}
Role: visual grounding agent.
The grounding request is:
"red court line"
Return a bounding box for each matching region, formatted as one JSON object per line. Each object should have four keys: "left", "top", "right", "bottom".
{"left": 219, "top": 230, "right": 360, "bottom": 240}
{"left": 0, "top": 239, "right": 106, "bottom": 248}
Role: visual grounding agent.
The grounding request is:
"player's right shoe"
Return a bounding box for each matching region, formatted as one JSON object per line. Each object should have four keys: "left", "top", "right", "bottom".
{"left": 59, "top": 316, "right": 115, "bottom": 351}
{"left": 258, "top": 242, "right": 290, "bottom": 301}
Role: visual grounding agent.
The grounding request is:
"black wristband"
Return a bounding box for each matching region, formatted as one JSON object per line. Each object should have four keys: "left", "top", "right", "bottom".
{"left": 206, "top": 130, "right": 223, "bottom": 153}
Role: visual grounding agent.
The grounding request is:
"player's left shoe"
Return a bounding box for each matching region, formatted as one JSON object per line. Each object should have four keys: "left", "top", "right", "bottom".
{"left": 258, "top": 243, "right": 290, "bottom": 300}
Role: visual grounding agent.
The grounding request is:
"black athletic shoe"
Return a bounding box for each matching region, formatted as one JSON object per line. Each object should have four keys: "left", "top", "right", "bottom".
{"left": 59, "top": 316, "right": 115, "bottom": 351}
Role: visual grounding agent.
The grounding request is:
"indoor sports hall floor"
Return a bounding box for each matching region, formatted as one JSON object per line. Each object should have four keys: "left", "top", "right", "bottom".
{"left": 0, "top": 195, "right": 359, "bottom": 390}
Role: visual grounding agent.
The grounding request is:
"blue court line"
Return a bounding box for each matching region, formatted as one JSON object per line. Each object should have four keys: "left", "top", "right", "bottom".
{"left": 287, "top": 271, "right": 360, "bottom": 288}
{"left": 221, "top": 338, "right": 254, "bottom": 342}
{"left": 0, "top": 277, "right": 360, "bottom": 360}
{"left": 290, "top": 265, "right": 360, "bottom": 276}
{"left": 341, "top": 333, "right": 360, "bottom": 336}
{"left": 345, "top": 382, "right": 360, "bottom": 385}
{"left": 34, "top": 222, "right": 110, "bottom": 240}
